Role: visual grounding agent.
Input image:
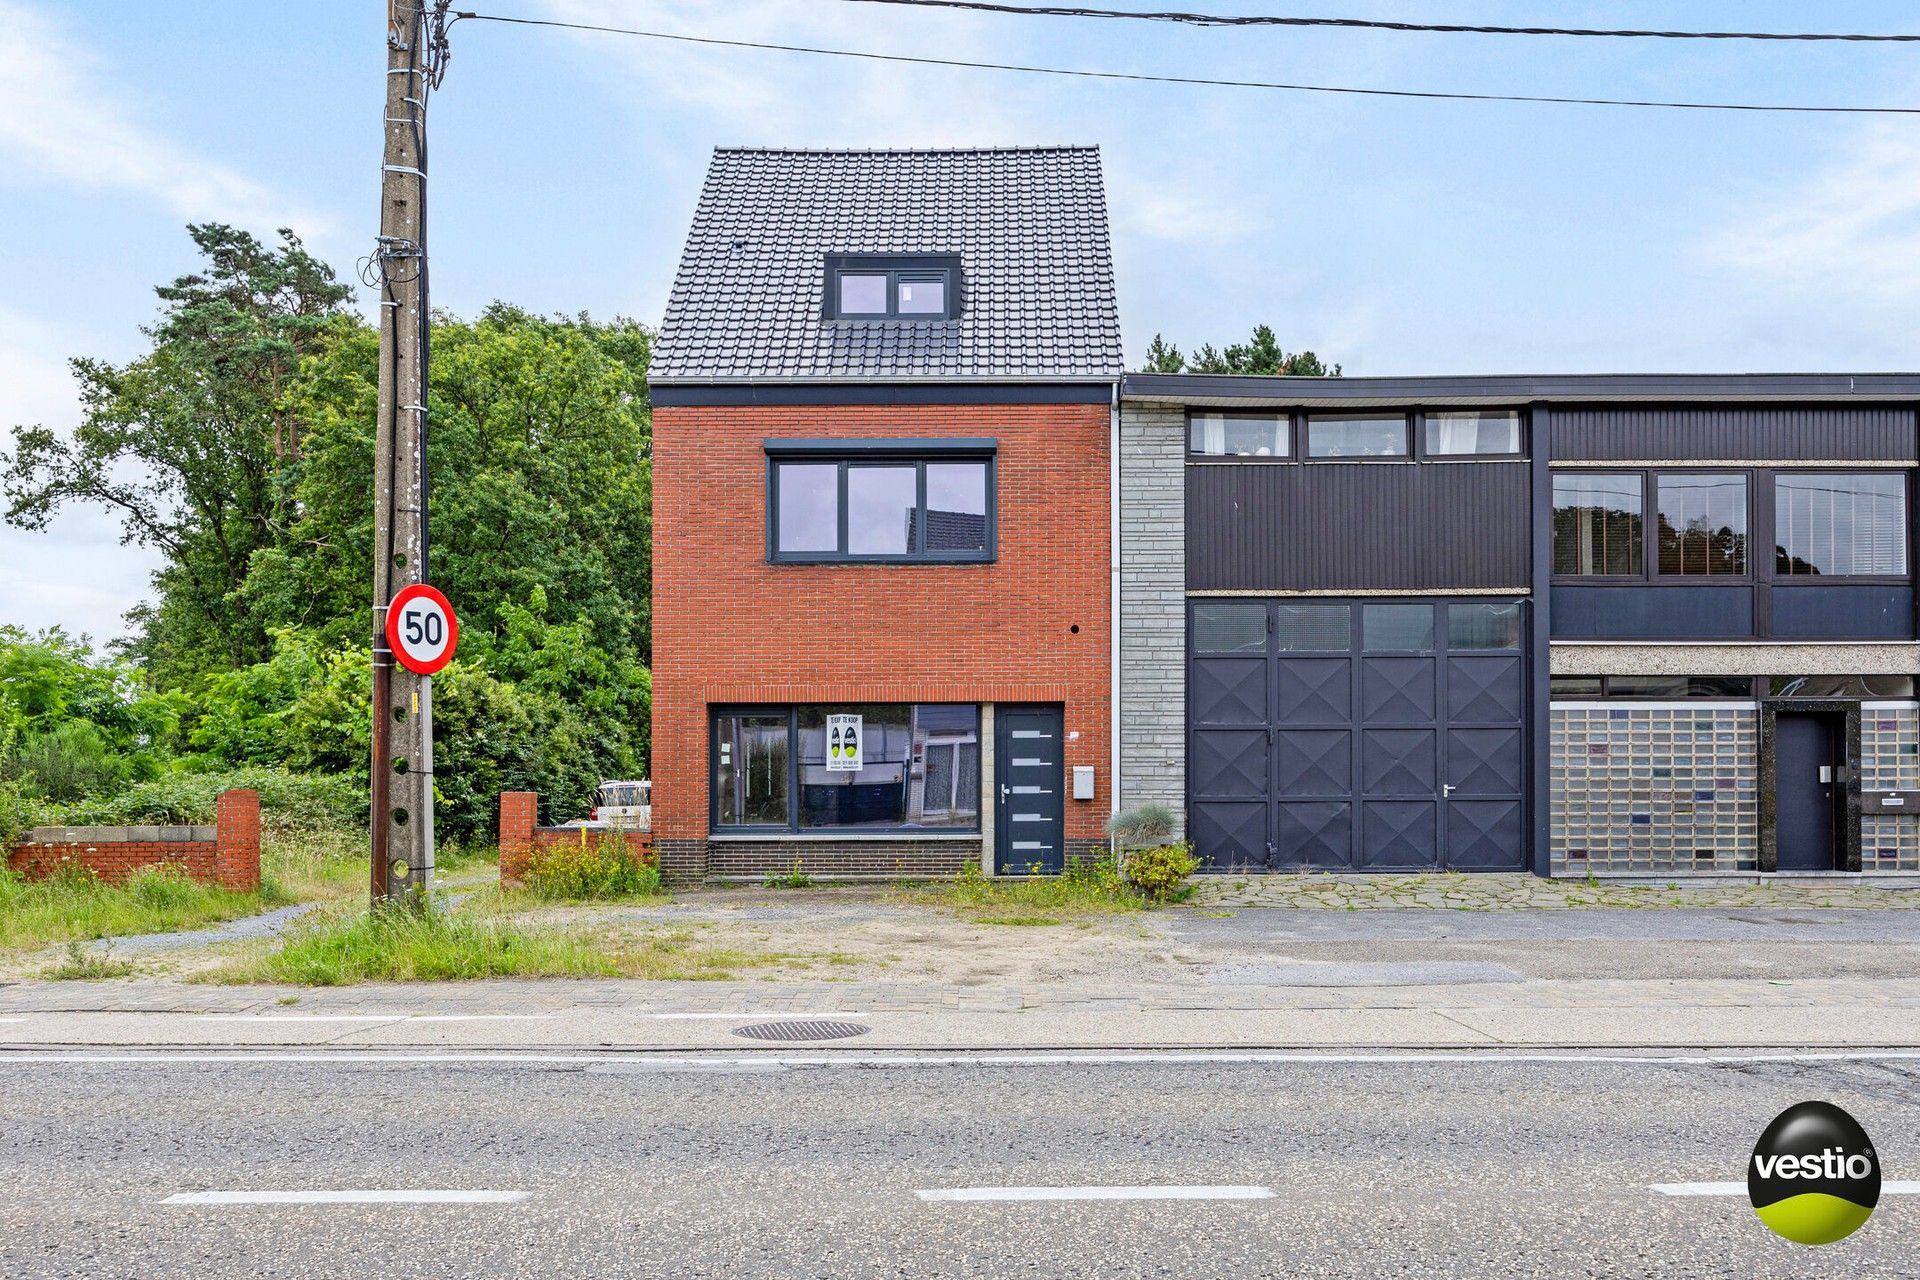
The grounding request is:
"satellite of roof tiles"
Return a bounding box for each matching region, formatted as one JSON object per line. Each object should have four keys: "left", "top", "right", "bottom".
{"left": 651, "top": 146, "right": 1123, "bottom": 383}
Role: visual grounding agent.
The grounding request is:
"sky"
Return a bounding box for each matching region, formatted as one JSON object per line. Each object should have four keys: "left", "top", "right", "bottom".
{"left": 4, "top": 0, "right": 1920, "bottom": 643}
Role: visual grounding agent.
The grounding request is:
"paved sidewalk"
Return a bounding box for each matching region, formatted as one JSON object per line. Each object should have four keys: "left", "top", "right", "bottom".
{"left": 8, "top": 882, "right": 1920, "bottom": 1053}
{"left": 1188, "top": 872, "right": 1920, "bottom": 910}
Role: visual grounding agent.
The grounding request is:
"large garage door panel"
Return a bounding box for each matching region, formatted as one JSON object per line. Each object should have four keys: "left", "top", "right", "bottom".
{"left": 1188, "top": 598, "right": 1530, "bottom": 873}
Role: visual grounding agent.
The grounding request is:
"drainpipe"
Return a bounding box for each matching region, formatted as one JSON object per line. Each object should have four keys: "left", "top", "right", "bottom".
{"left": 1110, "top": 379, "right": 1123, "bottom": 834}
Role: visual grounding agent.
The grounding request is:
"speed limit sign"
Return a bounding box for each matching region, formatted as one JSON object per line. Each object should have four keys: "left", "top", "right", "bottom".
{"left": 385, "top": 583, "right": 459, "bottom": 675}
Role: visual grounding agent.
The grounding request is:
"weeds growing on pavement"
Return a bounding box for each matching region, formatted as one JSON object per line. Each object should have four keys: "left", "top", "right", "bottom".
{"left": 42, "top": 939, "right": 138, "bottom": 980}
{"left": 763, "top": 859, "right": 815, "bottom": 889}
{"left": 0, "top": 863, "right": 277, "bottom": 954}
{"left": 904, "top": 851, "right": 1146, "bottom": 918}
{"left": 206, "top": 903, "right": 833, "bottom": 985}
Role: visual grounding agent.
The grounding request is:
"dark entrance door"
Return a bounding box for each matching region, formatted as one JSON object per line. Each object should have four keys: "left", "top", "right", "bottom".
{"left": 995, "top": 704, "right": 1065, "bottom": 874}
{"left": 1188, "top": 599, "right": 1527, "bottom": 872}
{"left": 1775, "top": 712, "right": 1839, "bottom": 871}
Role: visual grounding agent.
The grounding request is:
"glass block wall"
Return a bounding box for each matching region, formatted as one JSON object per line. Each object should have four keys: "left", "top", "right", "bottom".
{"left": 1550, "top": 702, "right": 1760, "bottom": 874}
{"left": 1862, "top": 702, "right": 1920, "bottom": 871}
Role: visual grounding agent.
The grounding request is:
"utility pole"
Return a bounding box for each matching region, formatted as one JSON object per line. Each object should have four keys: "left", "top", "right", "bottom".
{"left": 370, "top": 1, "right": 451, "bottom": 905}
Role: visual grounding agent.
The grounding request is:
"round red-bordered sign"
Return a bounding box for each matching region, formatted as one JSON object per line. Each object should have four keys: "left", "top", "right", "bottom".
{"left": 385, "top": 583, "right": 459, "bottom": 676}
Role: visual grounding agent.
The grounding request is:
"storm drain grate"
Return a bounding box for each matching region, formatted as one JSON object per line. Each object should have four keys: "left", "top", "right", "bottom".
{"left": 732, "top": 1019, "right": 871, "bottom": 1043}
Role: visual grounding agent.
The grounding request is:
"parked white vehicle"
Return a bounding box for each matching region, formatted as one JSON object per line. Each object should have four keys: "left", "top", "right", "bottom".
{"left": 590, "top": 779, "right": 651, "bottom": 829}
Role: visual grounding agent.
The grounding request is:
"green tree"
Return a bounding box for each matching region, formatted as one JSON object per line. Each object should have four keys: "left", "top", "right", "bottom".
{"left": 1140, "top": 334, "right": 1186, "bottom": 373}
{"left": 1136, "top": 323, "right": 1340, "bottom": 377}
{"left": 2, "top": 226, "right": 353, "bottom": 682}
{"left": 244, "top": 305, "right": 654, "bottom": 665}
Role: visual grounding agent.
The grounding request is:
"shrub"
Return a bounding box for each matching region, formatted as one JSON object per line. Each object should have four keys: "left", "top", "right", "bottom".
{"left": 1107, "top": 802, "right": 1178, "bottom": 849}
{"left": 14, "top": 720, "right": 127, "bottom": 803}
{"left": 53, "top": 766, "right": 361, "bottom": 833}
{"left": 523, "top": 833, "right": 662, "bottom": 900}
{"left": 1123, "top": 841, "right": 1200, "bottom": 902}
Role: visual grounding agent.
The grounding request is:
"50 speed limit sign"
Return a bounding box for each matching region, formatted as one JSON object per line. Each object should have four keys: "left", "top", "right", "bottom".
{"left": 385, "top": 583, "right": 460, "bottom": 675}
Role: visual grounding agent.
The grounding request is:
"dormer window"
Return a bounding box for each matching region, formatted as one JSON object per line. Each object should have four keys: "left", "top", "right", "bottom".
{"left": 826, "top": 253, "right": 961, "bottom": 321}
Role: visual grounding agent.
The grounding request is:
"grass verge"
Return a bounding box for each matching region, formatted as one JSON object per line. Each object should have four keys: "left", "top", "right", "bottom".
{"left": 206, "top": 904, "right": 834, "bottom": 986}
{"left": 0, "top": 864, "right": 284, "bottom": 955}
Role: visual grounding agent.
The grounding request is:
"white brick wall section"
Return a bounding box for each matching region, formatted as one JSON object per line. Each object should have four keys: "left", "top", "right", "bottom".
{"left": 1118, "top": 405, "right": 1187, "bottom": 835}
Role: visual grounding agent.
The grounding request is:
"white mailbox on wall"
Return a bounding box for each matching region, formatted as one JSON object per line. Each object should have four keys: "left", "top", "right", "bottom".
{"left": 1071, "top": 766, "right": 1095, "bottom": 801}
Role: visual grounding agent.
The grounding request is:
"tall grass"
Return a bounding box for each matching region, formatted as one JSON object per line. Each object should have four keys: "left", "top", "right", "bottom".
{"left": 211, "top": 905, "right": 788, "bottom": 986}
{"left": 0, "top": 863, "right": 278, "bottom": 954}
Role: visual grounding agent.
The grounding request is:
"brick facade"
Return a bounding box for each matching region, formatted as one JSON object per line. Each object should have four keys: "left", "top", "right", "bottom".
{"left": 7, "top": 789, "right": 261, "bottom": 891}
{"left": 652, "top": 401, "right": 1112, "bottom": 879}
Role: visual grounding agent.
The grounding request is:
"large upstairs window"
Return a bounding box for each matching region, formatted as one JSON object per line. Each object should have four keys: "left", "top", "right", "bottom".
{"left": 767, "top": 440, "right": 994, "bottom": 563}
{"left": 1552, "top": 474, "right": 1643, "bottom": 576}
{"left": 1553, "top": 468, "right": 1912, "bottom": 585}
{"left": 1775, "top": 473, "right": 1908, "bottom": 577}
{"left": 1656, "top": 474, "right": 1747, "bottom": 576}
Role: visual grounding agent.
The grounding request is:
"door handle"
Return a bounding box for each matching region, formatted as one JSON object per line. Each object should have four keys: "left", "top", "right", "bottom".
{"left": 1442, "top": 784, "right": 1457, "bottom": 797}
{"left": 1000, "top": 784, "right": 1010, "bottom": 799}
{"left": 1818, "top": 766, "right": 1832, "bottom": 784}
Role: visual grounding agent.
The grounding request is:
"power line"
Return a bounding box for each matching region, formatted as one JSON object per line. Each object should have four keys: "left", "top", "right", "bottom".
{"left": 451, "top": 12, "right": 1920, "bottom": 114}
{"left": 835, "top": 0, "right": 1920, "bottom": 44}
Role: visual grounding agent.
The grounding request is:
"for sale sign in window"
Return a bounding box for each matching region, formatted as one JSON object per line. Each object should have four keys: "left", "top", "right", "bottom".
{"left": 825, "top": 714, "right": 863, "bottom": 772}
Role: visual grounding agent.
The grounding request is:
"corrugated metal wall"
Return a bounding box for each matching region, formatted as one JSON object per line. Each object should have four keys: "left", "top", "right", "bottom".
{"left": 1553, "top": 405, "right": 1917, "bottom": 461}
{"left": 1187, "top": 462, "right": 1530, "bottom": 591}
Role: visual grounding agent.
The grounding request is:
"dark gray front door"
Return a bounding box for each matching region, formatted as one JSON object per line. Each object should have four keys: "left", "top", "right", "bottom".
{"left": 1189, "top": 599, "right": 1528, "bottom": 872}
{"left": 1776, "top": 712, "right": 1839, "bottom": 872}
{"left": 995, "top": 704, "right": 1065, "bottom": 874}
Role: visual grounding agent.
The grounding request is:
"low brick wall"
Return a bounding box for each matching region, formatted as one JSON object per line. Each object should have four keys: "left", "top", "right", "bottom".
{"left": 707, "top": 838, "right": 983, "bottom": 881}
{"left": 498, "top": 791, "right": 656, "bottom": 888}
{"left": 6, "top": 789, "right": 262, "bottom": 891}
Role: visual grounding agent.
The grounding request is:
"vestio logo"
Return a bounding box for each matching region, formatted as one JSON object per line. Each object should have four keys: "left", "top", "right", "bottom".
{"left": 1747, "top": 1101, "right": 1882, "bottom": 1245}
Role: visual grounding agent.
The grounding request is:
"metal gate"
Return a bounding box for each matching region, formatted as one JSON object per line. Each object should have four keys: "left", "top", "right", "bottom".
{"left": 1187, "top": 598, "right": 1528, "bottom": 872}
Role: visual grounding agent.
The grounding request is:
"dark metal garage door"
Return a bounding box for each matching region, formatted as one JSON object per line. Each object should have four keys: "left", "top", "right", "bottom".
{"left": 1188, "top": 598, "right": 1528, "bottom": 872}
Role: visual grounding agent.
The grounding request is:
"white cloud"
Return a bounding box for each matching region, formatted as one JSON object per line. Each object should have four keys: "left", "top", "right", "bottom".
{"left": 541, "top": 0, "right": 1036, "bottom": 146}
{"left": 0, "top": 304, "right": 161, "bottom": 641}
{"left": 0, "top": 0, "right": 331, "bottom": 234}
{"left": 1702, "top": 117, "right": 1920, "bottom": 353}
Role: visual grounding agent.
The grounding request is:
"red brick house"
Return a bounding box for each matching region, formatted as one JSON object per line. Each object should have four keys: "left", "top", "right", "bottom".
{"left": 648, "top": 146, "right": 1123, "bottom": 881}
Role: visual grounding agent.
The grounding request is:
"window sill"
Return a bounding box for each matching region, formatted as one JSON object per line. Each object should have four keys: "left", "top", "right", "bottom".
{"left": 768, "top": 557, "right": 996, "bottom": 567}
{"left": 708, "top": 831, "right": 984, "bottom": 842}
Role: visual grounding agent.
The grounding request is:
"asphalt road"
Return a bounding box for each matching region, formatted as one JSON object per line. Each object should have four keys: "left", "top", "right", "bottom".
{"left": 2, "top": 1051, "right": 1917, "bottom": 1278}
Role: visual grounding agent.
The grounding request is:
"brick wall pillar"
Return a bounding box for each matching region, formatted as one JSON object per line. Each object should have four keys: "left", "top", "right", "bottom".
{"left": 212, "top": 789, "right": 261, "bottom": 892}
{"left": 500, "top": 791, "right": 538, "bottom": 887}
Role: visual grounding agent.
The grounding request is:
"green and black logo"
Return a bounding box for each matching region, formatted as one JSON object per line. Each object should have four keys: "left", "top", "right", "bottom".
{"left": 1748, "top": 1101, "right": 1880, "bottom": 1245}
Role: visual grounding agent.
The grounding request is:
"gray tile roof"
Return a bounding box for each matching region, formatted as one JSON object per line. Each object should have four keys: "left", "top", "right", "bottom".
{"left": 652, "top": 146, "right": 1122, "bottom": 384}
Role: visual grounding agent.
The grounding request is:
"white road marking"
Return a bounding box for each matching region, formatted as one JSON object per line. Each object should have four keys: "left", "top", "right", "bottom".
{"left": 162, "top": 1189, "right": 529, "bottom": 1206}
{"left": 204, "top": 1016, "right": 404, "bottom": 1024}
{"left": 0, "top": 1018, "right": 24, "bottom": 1024}
{"left": 7, "top": 1049, "right": 1920, "bottom": 1069}
{"left": 1652, "top": 1181, "right": 1920, "bottom": 1197}
{"left": 647, "top": 1012, "right": 868, "bottom": 1020}
{"left": 918, "top": 1185, "right": 1274, "bottom": 1203}
{"left": 202, "top": 1014, "right": 559, "bottom": 1024}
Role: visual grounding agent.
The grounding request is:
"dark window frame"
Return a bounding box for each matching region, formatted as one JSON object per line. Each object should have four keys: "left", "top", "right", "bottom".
{"left": 708, "top": 703, "right": 983, "bottom": 836}
{"left": 1548, "top": 675, "right": 1763, "bottom": 699}
{"left": 823, "top": 253, "right": 964, "bottom": 321}
{"left": 1185, "top": 408, "right": 1528, "bottom": 463}
{"left": 1769, "top": 467, "right": 1913, "bottom": 585}
{"left": 765, "top": 440, "right": 996, "bottom": 565}
{"left": 1551, "top": 469, "right": 1645, "bottom": 579}
{"left": 1303, "top": 412, "right": 1411, "bottom": 462}
{"left": 1551, "top": 466, "right": 1914, "bottom": 589}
